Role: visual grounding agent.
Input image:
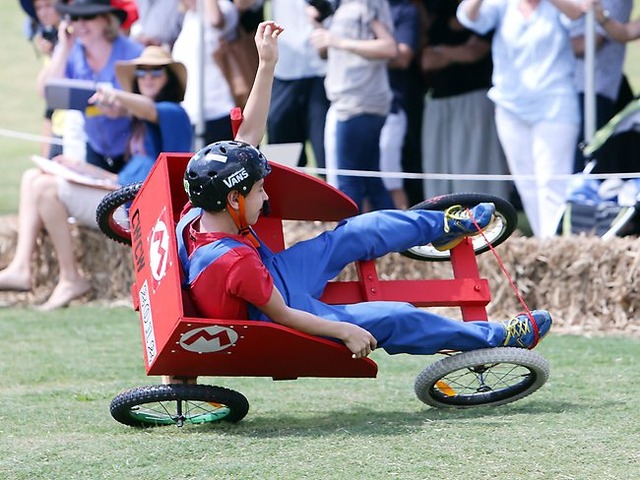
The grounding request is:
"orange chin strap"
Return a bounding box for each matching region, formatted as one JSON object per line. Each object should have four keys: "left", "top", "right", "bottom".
{"left": 227, "top": 194, "right": 260, "bottom": 247}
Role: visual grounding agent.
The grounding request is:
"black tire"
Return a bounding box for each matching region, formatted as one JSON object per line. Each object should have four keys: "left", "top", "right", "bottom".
{"left": 401, "top": 193, "right": 518, "bottom": 262}
{"left": 95, "top": 182, "right": 142, "bottom": 246}
{"left": 415, "top": 347, "right": 549, "bottom": 408}
{"left": 110, "top": 384, "right": 250, "bottom": 427}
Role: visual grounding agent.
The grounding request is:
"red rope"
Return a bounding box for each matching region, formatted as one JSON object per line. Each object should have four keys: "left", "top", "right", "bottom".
{"left": 467, "top": 208, "right": 540, "bottom": 348}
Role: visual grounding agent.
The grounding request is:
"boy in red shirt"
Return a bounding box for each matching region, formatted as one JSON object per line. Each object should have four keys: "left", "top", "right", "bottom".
{"left": 176, "top": 19, "right": 551, "bottom": 362}
{"left": 179, "top": 142, "right": 552, "bottom": 359}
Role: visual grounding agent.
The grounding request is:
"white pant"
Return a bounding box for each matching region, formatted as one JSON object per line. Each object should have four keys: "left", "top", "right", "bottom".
{"left": 495, "top": 107, "right": 578, "bottom": 238}
{"left": 324, "top": 105, "right": 338, "bottom": 188}
{"left": 379, "top": 109, "right": 407, "bottom": 191}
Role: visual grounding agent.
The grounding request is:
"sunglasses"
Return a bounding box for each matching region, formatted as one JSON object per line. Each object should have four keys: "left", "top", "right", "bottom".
{"left": 69, "top": 14, "right": 99, "bottom": 22}
{"left": 135, "top": 67, "right": 166, "bottom": 79}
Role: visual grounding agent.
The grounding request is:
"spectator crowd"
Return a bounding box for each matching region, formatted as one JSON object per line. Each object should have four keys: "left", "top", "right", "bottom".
{"left": 6, "top": 0, "right": 640, "bottom": 309}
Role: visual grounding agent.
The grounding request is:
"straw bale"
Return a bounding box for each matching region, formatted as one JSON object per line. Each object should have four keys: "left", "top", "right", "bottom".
{"left": 283, "top": 221, "right": 640, "bottom": 337}
{"left": 0, "top": 215, "right": 133, "bottom": 308}
{"left": 1, "top": 214, "right": 638, "bottom": 337}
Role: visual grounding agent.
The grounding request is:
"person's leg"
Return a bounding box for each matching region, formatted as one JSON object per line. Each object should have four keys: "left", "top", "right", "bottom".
{"left": 280, "top": 297, "right": 550, "bottom": 354}
{"left": 273, "top": 205, "right": 492, "bottom": 297}
{"left": 343, "top": 301, "right": 506, "bottom": 354}
{"left": 335, "top": 116, "right": 367, "bottom": 210}
{"left": 402, "top": 71, "right": 426, "bottom": 207}
{"left": 361, "top": 114, "right": 395, "bottom": 211}
{"left": 306, "top": 76, "right": 330, "bottom": 169}
{"left": 324, "top": 105, "right": 338, "bottom": 187}
{"left": 422, "top": 95, "right": 454, "bottom": 198}
{"left": 0, "top": 169, "right": 46, "bottom": 290}
{"left": 379, "top": 109, "right": 409, "bottom": 209}
{"left": 336, "top": 114, "right": 394, "bottom": 211}
{"left": 35, "top": 176, "right": 91, "bottom": 310}
{"left": 532, "top": 120, "right": 579, "bottom": 238}
{"left": 494, "top": 107, "right": 539, "bottom": 236}
{"left": 267, "top": 78, "right": 308, "bottom": 166}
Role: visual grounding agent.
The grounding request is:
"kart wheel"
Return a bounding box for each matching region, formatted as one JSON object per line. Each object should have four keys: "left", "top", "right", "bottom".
{"left": 415, "top": 347, "right": 549, "bottom": 408}
{"left": 110, "top": 384, "right": 250, "bottom": 427}
{"left": 401, "top": 193, "right": 518, "bottom": 262}
{"left": 95, "top": 182, "right": 142, "bottom": 246}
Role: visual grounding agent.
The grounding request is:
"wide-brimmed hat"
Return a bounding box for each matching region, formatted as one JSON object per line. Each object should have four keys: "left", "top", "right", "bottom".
{"left": 56, "top": 0, "right": 127, "bottom": 25}
{"left": 115, "top": 46, "right": 187, "bottom": 101}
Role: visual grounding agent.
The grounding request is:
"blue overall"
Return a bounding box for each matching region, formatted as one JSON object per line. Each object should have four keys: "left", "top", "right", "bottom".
{"left": 177, "top": 208, "right": 506, "bottom": 355}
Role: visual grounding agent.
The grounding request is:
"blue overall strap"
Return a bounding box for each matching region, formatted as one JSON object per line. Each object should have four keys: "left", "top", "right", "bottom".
{"left": 176, "top": 206, "right": 204, "bottom": 282}
{"left": 175, "top": 207, "right": 251, "bottom": 287}
{"left": 184, "top": 237, "right": 249, "bottom": 286}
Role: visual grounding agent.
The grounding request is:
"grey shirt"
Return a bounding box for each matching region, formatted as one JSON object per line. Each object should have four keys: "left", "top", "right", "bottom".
{"left": 325, "top": 0, "right": 394, "bottom": 120}
{"left": 132, "top": 0, "right": 184, "bottom": 48}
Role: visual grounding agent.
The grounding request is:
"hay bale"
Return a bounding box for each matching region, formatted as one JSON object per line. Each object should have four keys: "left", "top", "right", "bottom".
{"left": 283, "top": 221, "right": 640, "bottom": 336}
{"left": 0, "top": 215, "right": 133, "bottom": 307}
{"left": 1, "top": 214, "right": 638, "bottom": 336}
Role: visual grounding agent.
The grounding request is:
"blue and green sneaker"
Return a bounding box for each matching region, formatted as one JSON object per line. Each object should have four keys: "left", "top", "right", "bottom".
{"left": 431, "top": 203, "right": 495, "bottom": 251}
{"left": 502, "top": 310, "right": 552, "bottom": 349}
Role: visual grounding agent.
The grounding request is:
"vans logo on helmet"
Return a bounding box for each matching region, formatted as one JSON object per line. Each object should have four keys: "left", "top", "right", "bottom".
{"left": 223, "top": 167, "right": 249, "bottom": 188}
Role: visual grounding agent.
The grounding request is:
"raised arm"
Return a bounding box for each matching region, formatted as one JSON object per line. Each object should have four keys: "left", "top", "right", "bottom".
{"left": 234, "top": 21, "right": 284, "bottom": 146}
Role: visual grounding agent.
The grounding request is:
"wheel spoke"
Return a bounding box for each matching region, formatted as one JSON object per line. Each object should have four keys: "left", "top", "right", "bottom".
{"left": 416, "top": 348, "right": 550, "bottom": 408}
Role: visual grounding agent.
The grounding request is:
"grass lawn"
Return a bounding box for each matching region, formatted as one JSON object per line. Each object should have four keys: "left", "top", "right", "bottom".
{"left": 0, "top": 306, "right": 639, "bottom": 479}
{"left": 0, "top": 2, "right": 639, "bottom": 479}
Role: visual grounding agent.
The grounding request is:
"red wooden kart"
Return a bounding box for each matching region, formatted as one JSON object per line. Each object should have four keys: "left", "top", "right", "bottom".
{"left": 97, "top": 153, "right": 550, "bottom": 427}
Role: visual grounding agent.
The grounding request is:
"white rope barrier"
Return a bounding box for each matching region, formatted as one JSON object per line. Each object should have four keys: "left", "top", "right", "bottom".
{"left": 0, "top": 128, "right": 63, "bottom": 146}
{"left": 298, "top": 166, "right": 640, "bottom": 182}
{"left": 2, "top": 126, "right": 639, "bottom": 182}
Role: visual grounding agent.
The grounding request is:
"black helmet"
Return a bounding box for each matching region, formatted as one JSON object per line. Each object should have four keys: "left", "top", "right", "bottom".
{"left": 184, "top": 141, "right": 271, "bottom": 212}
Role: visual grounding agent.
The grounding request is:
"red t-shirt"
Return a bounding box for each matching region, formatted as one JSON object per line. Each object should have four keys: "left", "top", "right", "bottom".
{"left": 182, "top": 211, "right": 274, "bottom": 319}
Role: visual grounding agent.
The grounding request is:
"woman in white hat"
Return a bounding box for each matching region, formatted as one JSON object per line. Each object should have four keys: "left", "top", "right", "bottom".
{"left": 92, "top": 46, "right": 192, "bottom": 185}
{"left": 0, "top": 47, "right": 191, "bottom": 311}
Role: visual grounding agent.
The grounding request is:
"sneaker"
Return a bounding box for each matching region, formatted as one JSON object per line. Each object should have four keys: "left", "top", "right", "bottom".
{"left": 431, "top": 203, "right": 495, "bottom": 251}
{"left": 502, "top": 310, "right": 552, "bottom": 349}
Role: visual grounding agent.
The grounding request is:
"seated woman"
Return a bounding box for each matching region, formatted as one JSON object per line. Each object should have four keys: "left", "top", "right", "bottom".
{"left": 0, "top": 46, "right": 191, "bottom": 310}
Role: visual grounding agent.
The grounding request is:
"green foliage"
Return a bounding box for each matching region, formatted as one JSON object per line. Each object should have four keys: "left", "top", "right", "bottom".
{"left": 0, "top": 305, "right": 638, "bottom": 479}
